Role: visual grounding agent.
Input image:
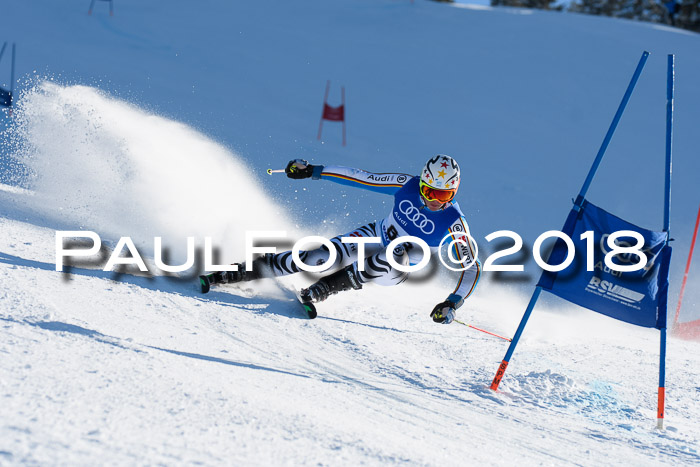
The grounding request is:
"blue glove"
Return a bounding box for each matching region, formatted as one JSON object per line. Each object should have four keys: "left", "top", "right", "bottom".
{"left": 430, "top": 301, "right": 456, "bottom": 324}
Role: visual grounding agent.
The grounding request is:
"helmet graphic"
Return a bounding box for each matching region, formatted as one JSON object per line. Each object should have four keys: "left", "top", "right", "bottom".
{"left": 419, "top": 155, "right": 460, "bottom": 203}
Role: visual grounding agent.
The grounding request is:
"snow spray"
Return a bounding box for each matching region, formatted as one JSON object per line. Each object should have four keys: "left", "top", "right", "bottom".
{"left": 5, "top": 81, "right": 298, "bottom": 263}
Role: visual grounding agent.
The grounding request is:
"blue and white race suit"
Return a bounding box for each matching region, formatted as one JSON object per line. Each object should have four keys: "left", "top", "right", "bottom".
{"left": 267, "top": 165, "right": 481, "bottom": 308}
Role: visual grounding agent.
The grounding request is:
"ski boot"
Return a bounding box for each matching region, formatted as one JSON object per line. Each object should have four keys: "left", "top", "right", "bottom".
{"left": 199, "top": 254, "right": 273, "bottom": 293}
{"left": 299, "top": 264, "right": 363, "bottom": 304}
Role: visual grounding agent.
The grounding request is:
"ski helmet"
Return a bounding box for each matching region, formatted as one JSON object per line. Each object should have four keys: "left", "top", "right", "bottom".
{"left": 419, "top": 155, "right": 460, "bottom": 203}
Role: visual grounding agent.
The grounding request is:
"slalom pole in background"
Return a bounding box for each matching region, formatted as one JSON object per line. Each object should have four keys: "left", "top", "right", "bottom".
{"left": 673, "top": 203, "right": 700, "bottom": 332}
{"left": 490, "top": 51, "right": 650, "bottom": 392}
{"left": 0, "top": 42, "right": 16, "bottom": 112}
{"left": 317, "top": 81, "right": 347, "bottom": 146}
{"left": 10, "top": 43, "right": 15, "bottom": 111}
{"left": 658, "top": 54, "right": 675, "bottom": 430}
{"left": 10, "top": 44, "right": 14, "bottom": 91}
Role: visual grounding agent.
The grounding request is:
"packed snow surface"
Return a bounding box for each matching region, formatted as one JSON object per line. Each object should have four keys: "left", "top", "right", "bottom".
{"left": 1, "top": 0, "right": 700, "bottom": 464}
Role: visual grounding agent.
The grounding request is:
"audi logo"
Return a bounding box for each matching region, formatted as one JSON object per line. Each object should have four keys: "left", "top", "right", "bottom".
{"left": 398, "top": 200, "right": 435, "bottom": 235}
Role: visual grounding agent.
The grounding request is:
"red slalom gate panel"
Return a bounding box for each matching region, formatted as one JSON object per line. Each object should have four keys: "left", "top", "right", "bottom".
{"left": 317, "top": 80, "right": 346, "bottom": 146}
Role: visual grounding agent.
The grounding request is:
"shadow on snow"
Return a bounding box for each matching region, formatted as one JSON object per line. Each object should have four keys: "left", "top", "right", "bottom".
{"left": 0, "top": 250, "right": 309, "bottom": 319}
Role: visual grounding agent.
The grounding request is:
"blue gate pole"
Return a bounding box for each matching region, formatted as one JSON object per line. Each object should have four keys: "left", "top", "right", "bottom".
{"left": 490, "top": 287, "right": 542, "bottom": 390}
{"left": 574, "top": 51, "right": 650, "bottom": 211}
{"left": 489, "top": 52, "right": 650, "bottom": 392}
{"left": 664, "top": 54, "right": 674, "bottom": 234}
{"left": 658, "top": 54, "right": 674, "bottom": 430}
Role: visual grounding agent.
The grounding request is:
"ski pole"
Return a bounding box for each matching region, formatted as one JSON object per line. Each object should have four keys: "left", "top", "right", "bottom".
{"left": 454, "top": 319, "right": 512, "bottom": 342}
{"left": 266, "top": 168, "right": 285, "bottom": 175}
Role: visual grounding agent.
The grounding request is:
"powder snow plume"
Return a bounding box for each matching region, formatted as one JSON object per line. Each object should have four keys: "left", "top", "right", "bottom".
{"left": 5, "top": 81, "right": 297, "bottom": 263}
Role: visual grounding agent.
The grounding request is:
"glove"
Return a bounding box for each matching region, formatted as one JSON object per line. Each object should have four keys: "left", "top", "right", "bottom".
{"left": 430, "top": 300, "right": 456, "bottom": 324}
{"left": 285, "top": 159, "right": 316, "bottom": 179}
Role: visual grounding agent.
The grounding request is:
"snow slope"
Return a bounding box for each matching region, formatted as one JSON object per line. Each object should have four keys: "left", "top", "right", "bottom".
{"left": 1, "top": 0, "right": 700, "bottom": 464}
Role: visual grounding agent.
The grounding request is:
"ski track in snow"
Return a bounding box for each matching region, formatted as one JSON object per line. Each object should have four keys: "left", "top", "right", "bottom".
{"left": 1, "top": 200, "right": 699, "bottom": 464}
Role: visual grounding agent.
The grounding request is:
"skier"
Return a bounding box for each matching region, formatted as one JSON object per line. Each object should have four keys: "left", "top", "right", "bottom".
{"left": 201, "top": 155, "right": 481, "bottom": 324}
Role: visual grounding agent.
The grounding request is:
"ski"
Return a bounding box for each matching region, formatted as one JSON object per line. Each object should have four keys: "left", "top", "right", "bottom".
{"left": 199, "top": 273, "right": 317, "bottom": 319}
{"left": 299, "top": 300, "right": 317, "bottom": 319}
{"left": 199, "top": 273, "right": 213, "bottom": 294}
{"left": 297, "top": 289, "right": 318, "bottom": 319}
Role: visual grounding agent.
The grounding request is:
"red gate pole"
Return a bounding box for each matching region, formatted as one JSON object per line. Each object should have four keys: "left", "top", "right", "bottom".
{"left": 673, "top": 203, "right": 700, "bottom": 331}
{"left": 317, "top": 80, "right": 330, "bottom": 141}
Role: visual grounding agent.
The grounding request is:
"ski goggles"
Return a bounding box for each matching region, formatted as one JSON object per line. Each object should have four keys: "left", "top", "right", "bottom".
{"left": 419, "top": 180, "right": 456, "bottom": 203}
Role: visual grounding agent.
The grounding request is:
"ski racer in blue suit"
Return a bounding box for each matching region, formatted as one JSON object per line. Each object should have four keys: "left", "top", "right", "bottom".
{"left": 203, "top": 155, "right": 481, "bottom": 324}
